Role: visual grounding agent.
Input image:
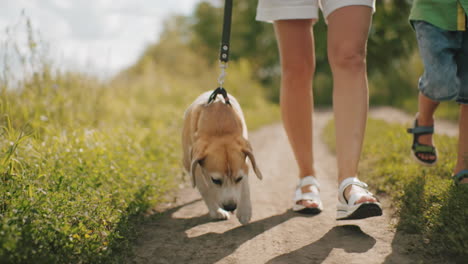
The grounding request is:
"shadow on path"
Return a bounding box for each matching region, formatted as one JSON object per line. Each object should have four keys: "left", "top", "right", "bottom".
{"left": 266, "top": 225, "right": 376, "bottom": 264}
{"left": 132, "top": 198, "right": 318, "bottom": 264}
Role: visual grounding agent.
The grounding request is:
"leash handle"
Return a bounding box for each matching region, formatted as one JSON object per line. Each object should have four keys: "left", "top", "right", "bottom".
{"left": 219, "top": 0, "right": 233, "bottom": 63}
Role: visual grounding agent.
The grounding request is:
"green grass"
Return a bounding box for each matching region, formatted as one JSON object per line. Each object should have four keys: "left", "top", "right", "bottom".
{"left": 323, "top": 119, "right": 467, "bottom": 261}
{"left": 0, "top": 69, "right": 182, "bottom": 263}
{"left": 0, "top": 18, "right": 279, "bottom": 263}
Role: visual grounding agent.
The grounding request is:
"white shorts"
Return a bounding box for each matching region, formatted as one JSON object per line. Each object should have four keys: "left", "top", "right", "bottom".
{"left": 256, "top": 0, "right": 376, "bottom": 22}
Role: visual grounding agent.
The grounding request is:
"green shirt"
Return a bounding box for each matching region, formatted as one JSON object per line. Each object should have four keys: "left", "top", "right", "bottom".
{"left": 410, "top": 0, "right": 468, "bottom": 31}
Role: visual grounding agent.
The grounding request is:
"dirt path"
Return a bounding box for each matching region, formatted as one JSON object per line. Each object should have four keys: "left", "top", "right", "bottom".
{"left": 130, "top": 108, "right": 457, "bottom": 264}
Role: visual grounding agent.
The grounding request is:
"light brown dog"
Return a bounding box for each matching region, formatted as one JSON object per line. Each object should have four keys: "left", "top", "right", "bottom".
{"left": 182, "top": 91, "right": 262, "bottom": 224}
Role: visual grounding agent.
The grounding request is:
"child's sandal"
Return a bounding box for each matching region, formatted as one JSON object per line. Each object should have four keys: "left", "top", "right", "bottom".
{"left": 407, "top": 114, "right": 437, "bottom": 166}
{"left": 452, "top": 170, "right": 468, "bottom": 185}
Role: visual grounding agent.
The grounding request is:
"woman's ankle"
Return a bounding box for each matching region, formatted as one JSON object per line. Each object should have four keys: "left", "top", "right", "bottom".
{"left": 299, "top": 169, "right": 316, "bottom": 179}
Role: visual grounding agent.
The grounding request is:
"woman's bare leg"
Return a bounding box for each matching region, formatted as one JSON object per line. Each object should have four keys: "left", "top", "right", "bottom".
{"left": 327, "top": 6, "right": 377, "bottom": 204}
{"left": 274, "top": 19, "right": 317, "bottom": 208}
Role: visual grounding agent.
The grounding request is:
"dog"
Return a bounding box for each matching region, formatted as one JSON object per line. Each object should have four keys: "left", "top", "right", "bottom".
{"left": 182, "top": 91, "right": 262, "bottom": 225}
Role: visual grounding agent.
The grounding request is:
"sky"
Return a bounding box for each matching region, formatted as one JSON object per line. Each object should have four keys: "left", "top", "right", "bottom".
{"left": 0, "top": 0, "right": 202, "bottom": 77}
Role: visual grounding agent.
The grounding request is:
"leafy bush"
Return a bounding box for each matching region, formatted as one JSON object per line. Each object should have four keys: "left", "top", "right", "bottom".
{"left": 323, "top": 119, "right": 467, "bottom": 261}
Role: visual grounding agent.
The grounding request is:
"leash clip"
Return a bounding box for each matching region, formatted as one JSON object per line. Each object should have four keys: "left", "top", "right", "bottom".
{"left": 217, "top": 62, "right": 228, "bottom": 87}
{"left": 207, "top": 87, "right": 231, "bottom": 105}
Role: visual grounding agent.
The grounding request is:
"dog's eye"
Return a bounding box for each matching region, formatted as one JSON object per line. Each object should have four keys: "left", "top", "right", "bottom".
{"left": 235, "top": 177, "right": 243, "bottom": 183}
{"left": 211, "top": 178, "right": 222, "bottom": 185}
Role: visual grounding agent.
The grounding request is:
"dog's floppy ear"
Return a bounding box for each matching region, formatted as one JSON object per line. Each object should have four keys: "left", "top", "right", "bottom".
{"left": 242, "top": 140, "right": 263, "bottom": 180}
{"left": 190, "top": 159, "right": 203, "bottom": 188}
{"left": 190, "top": 142, "right": 207, "bottom": 187}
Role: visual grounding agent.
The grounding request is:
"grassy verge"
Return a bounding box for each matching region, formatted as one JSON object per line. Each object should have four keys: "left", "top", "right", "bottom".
{"left": 0, "top": 19, "right": 279, "bottom": 263}
{"left": 0, "top": 68, "right": 185, "bottom": 263}
{"left": 323, "top": 119, "right": 467, "bottom": 261}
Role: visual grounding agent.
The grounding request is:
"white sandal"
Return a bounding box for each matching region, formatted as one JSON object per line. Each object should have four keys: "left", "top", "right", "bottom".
{"left": 336, "top": 177, "right": 382, "bottom": 220}
{"left": 292, "top": 176, "right": 323, "bottom": 214}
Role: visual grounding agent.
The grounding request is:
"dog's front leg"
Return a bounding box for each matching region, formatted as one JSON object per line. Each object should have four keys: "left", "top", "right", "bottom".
{"left": 205, "top": 195, "right": 230, "bottom": 221}
{"left": 236, "top": 178, "right": 252, "bottom": 225}
{"left": 197, "top": 183, "right": 230, "bottom": 221}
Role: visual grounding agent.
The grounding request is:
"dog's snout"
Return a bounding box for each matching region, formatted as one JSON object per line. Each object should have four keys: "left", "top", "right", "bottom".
{"left": 223, "top": 203, "right": 237, "bottom": 212}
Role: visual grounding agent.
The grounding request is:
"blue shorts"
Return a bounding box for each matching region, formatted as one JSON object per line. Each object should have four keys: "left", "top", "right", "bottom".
{"left": 413, "top": 20, "right": 468, "bottom": 105}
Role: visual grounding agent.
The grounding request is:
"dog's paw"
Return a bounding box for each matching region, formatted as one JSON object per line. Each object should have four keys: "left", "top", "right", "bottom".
{"left": 236, "top": 205, "right": 252, "bottom": 225}
{"left": 210, "top": 208, "right": 230, "bottom": 221}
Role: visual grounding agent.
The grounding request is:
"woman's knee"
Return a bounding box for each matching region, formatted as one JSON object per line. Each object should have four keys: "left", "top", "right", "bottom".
{"left": 328, "top": 45, "right": 367, "bottom": 73}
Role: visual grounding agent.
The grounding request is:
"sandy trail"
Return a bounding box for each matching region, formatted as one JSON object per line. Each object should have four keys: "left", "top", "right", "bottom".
{"left": 130, "top": 108, "right": 457, "bottom": 264}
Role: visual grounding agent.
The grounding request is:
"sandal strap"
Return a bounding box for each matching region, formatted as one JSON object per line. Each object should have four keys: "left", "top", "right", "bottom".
{"left": 407, "top": 114, "right": 434, "bottom": 135}
{"left": 346, "top": 190, "right": 375, "bottom": 207}
{"left": 294, "top": 176, "right": 320, "bottom": 203}
{"left": 294, "top": 188, "right": 320, "bottom": 202}
{"left": 413, "top": 143, "right": 436, "bottom": 153}
{"left": 297, "top": 176, "right": 320, "bottom": 189}
{"left": 338, "top": 177, "right": 369, "bottom": 204}
{"left": 407, "top": 126, "right": 434, "bottom": 135}
{"left": 453, "top": 170, "right": 468, "bottom": 184}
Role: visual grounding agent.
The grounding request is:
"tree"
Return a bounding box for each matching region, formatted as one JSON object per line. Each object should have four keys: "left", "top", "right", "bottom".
{"left": 128, "top": 0, "right": 418, "bottom": 105}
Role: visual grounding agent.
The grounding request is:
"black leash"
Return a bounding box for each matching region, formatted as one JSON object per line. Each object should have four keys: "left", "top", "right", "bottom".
{"left": 207, "top": 0, "right": 233, "bottom": 105}
{"left": 219, "top": 0, "right": 232, "bottom": 63}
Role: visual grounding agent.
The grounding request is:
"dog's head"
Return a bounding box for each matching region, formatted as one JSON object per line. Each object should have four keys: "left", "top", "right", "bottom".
{"left": 190, "top": 136, "right": 262, "bottom": 211}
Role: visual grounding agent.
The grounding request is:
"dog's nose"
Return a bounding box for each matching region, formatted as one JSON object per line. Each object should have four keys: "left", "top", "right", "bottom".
{"left": 223, "top": 203, "right": 237, "bottom": 212}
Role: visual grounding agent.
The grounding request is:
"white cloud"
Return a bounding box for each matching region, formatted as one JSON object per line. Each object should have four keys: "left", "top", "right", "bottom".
{"left": 0, "top": 0, "right": 202, "bottom": 77}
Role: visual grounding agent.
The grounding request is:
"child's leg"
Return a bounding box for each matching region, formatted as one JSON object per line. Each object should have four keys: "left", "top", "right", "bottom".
{"left": 417, "top": 92, "right": 439, "bottom": 162}
{"left": 412, "top": 21, "right": 460, "bottom": 164}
